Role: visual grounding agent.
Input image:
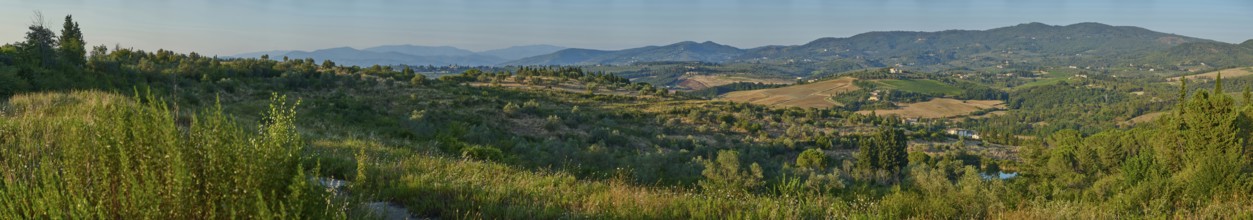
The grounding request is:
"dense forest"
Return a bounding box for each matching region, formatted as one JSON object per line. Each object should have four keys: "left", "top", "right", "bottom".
{"left": 2, "top": 15, "right": 1252, "bottom": 219}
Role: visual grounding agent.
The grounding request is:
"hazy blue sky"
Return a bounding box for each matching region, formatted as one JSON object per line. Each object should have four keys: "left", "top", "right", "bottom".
{"left": 2, "top": 0, "right": 1251, "bottom": 56}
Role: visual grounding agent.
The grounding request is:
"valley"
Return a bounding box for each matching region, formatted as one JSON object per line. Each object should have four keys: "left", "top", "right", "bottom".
{"left": 2, "top": 13, "right": 1252, "bottom": 219}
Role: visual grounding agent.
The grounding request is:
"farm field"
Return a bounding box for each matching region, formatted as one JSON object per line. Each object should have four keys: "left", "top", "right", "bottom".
{"left": 720, "top": 77, "right": 859, "bottom": 108}
{"left": 677, "top": 74, "right": 792, "bottom": 90}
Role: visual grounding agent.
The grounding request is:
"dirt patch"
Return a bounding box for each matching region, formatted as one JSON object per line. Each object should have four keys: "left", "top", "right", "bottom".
{"left": 858, "top": 98, "right": 1004, "bottom": 119}
{"left": 719, "top": 77, "right": 859, "bottom": 108}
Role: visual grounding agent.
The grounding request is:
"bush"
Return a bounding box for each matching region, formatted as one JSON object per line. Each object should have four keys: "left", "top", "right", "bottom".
{"left": 796, "top": 148, "right": 828, "bottom": 170}
{"left": 462, "top": 145, "right": 504, "bottom": 161}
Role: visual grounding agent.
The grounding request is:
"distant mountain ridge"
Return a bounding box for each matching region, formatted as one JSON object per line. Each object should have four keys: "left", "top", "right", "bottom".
{"left": 507, "top": 22, "right": 1252, "bottom": 72}
{"left": 233, "top": 22, "right": 1253, "bottom": 70}
{"left": 230, "top": 44, "right": 566, "bottom": 66}
{"left": 364, "top": 45, "right": 477, "bottom": 57}
{"left": 504, "top": 41, "right": 744, "bottom": 65}
{"left": 479, "top": 45, "right": 570, "bottom": 60}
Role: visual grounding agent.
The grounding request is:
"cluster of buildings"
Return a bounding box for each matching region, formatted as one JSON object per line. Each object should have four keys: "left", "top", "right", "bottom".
{"left": 946, "top": 128, "right": 981, "bottom": 140}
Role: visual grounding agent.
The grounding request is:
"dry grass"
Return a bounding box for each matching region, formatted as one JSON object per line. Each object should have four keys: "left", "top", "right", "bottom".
{"left": 720, "top": 77, "right": 859, "bottom": 108}
{"left": 678, "top": 75, "right": 792, "bottom": 90}
{"left": 858, "top": 98, "right": 1004, "bottom": 119}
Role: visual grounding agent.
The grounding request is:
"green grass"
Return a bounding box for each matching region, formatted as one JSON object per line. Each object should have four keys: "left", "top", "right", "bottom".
{"left": 873, "top": 79, "right": 962, "bottom": 95}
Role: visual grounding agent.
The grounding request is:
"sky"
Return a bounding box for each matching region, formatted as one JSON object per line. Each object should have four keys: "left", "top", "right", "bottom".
{"left": 2, "top": 0, "right": 1251, "bottom": 57}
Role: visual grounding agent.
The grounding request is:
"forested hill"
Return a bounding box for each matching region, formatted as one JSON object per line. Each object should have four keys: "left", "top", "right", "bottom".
{"left": 741, "top": 22, "right": 1213, "bottom": 69}
{"left": 508, "top": 22, "right": 1253, "bottom": 74}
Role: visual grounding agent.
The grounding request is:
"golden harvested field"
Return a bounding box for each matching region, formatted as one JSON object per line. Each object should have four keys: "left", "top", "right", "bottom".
{"left": 858, "top": 98, "right": 1004, "bottom": 119}
{"left": 678, "top": 74, "right": 793, "bottom": 90}
{"left": 1167, "top": 67, "right": 1253, "bottom": 83}
{"left": 720, "top": 77, "right": 859, "bottom": 108}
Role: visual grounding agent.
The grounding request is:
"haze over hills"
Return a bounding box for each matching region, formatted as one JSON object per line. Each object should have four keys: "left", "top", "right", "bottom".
{"left": 230, "top": 44, "right": 567, "bottom": 66}
{"left": 478, "top": 45, "right": 570, "bottom": 60}
{"left": 503, "top": 41, "right": 745, "bottom": 65}
{"left": 364, "top": 45, "right": 478, "bottom": 57}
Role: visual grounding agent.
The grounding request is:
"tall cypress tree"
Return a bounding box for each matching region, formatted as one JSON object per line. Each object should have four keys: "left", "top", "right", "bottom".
{"left": 876, "top": 128, "right": 908, "bottom": 175}
{"left": 1214, "top": 72, "right": 1223, "bottom": 94}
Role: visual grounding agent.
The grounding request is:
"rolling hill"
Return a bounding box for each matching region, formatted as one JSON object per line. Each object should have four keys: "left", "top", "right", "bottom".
{"left": 738, "top": 22, "right": 1218, "bottom": 71}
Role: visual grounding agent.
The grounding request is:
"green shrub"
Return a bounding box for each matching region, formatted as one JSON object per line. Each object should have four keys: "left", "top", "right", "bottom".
{"left": 796, "top": 148, "right": 828, "bottom": 170}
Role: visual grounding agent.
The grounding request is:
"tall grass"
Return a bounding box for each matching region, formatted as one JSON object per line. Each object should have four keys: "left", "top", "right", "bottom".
{"left": 0, "top": 91, "right": 346, "bottom": 219}
{"left": 328, "top": 140, "right": 851, "bottom": 219}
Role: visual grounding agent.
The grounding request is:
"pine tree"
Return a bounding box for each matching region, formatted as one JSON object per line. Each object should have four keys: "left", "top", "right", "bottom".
{"left": 58, "top": 15, "right": 86, "bottom": 68}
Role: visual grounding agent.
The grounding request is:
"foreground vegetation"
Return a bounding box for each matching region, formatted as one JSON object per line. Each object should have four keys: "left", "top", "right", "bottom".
{"left": 2, "top": 14, "right": 1252, "bottom": 219}
{"left": 0, "top": 91, "right": 348, "bottom": 219}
